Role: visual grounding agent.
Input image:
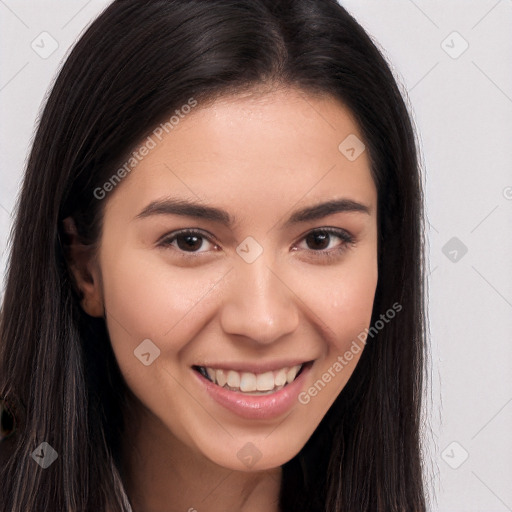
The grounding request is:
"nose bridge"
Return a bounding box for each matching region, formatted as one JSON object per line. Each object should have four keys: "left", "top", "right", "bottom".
{"left": 219, "top": 249, "right": 299, "bottom": 344}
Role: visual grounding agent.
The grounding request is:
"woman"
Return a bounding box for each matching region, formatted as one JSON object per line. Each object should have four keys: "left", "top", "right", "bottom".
{"left": 0, "top": 0, "right": 428, "bottom": 510}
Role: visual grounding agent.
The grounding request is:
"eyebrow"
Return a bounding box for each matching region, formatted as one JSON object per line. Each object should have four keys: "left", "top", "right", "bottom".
{"left": 135, "top": 196, "right": 371, "bottom": 227}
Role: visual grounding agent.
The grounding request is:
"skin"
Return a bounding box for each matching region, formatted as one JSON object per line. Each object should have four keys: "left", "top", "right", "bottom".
{"left": 66, "top": 86, "right": 378, "bottom": 512}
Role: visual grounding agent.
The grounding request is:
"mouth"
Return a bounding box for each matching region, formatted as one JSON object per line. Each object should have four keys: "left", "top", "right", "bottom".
{"left": 192, "top": 362, "right": 311, "bottom": 396}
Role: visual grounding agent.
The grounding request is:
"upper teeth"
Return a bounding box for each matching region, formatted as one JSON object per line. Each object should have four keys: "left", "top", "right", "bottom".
{"left": 201, "top": 365, "right": 303, "bottom": 392}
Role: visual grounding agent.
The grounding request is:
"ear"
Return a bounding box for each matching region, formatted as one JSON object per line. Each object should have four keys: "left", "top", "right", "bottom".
{"left": 62, "top": 217, "right": 104, "bottom": 317}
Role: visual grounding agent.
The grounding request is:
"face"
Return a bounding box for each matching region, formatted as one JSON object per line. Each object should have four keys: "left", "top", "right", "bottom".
{"left": 75, "top": 86, "right": 378, "bottom": 471}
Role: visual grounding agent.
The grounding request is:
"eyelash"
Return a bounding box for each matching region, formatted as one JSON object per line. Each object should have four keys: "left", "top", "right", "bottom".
{"left": 158, "top": 227, "right": 356, "bottom": 262}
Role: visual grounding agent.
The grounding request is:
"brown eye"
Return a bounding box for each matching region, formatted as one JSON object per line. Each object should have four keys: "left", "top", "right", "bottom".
{"left": 301, "top": 228, "right": 353, "bottom": 251}
{"left": 305, "top": 231, "right": 332, "bottom": 250}
{"left": 175, "top": 233, "right": 204, "bottom": 252}
{"left": 159, "top": 229, "right": 218, "bottom": 254}
{"left": 295, "top": 227, "right": 356, "bottom": 262}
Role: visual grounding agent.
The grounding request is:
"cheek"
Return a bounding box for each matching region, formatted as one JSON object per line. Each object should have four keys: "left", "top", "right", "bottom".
{"left": 329, "top": 271, "right": 377, "bottom": 343}
{"left": 302, "top": 253, "right": 378, "bottom": 349}
{"left": 99, "top": 248, "right": 223, "bottom": 358}
{"left": 296, "top": 262, "right": 377, "bottom": 408}
{"left": 290, "top": 254, "right": 378, "bottom": 421}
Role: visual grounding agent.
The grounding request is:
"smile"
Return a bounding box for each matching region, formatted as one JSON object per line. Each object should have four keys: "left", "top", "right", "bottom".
{"left": 193, "top": 364, "right": 305, "bottom": 395}
{"left": 192, "top": 360, "right": 314, "bottom": 420}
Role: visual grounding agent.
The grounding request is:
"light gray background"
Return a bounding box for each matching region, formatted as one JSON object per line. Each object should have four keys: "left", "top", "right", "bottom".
{"left": 1, "top": 1, "right": 511, "bottom": 511}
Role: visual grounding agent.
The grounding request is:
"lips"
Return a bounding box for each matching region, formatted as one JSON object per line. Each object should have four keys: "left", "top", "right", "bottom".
{"left": 193, "top": 364, "right": 304, "bottom": 394}
{"left": 192, "top": 360, "right": 314, "bottom": 420}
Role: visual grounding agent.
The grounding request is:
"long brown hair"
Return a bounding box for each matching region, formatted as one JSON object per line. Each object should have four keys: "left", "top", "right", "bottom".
{"left": 0, "top": 1, "right": 428, "bottom": 510}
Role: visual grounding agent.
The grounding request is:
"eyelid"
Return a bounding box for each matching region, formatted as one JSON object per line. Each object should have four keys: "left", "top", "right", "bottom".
{"left": 157, "top": 228, "right": 220, "bottom": 253}
{"left": 292, "top": 227, "right": 356, "bottom": 260}
{"left": 293, "top": 226, "right": 354, "bottom": 246}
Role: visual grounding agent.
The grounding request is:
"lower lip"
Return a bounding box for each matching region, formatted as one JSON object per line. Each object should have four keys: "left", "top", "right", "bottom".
{"left": 192, "top": 363, "right": 312, "bottom": 420}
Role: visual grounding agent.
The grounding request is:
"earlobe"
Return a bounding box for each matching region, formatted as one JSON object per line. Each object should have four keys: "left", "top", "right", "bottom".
{"left": 62, "top": 217, "right": 104, "bottom": 318}
{"left": 81, "top": 292, "right": 105, "bottom": 318}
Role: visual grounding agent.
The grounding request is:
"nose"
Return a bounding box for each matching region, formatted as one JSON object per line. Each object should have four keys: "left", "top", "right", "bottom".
{"left": 219, "top": 252, "right": 300, "bottom": 345}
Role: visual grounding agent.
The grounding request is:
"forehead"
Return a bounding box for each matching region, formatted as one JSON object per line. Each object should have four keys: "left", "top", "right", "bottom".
{"left": 104, "top": 87, "right": 376, "bottom": 221}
